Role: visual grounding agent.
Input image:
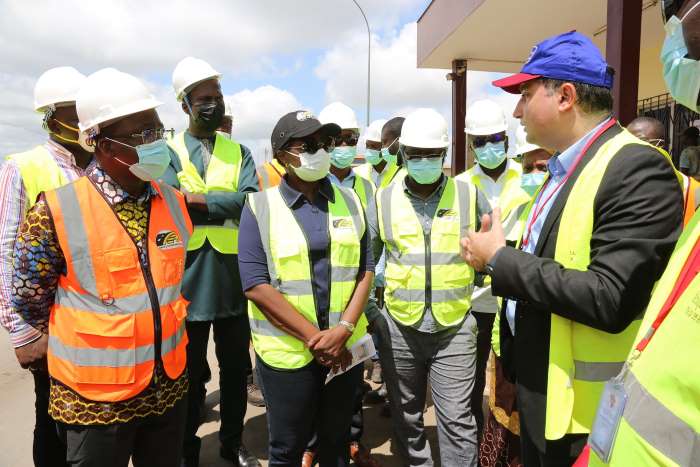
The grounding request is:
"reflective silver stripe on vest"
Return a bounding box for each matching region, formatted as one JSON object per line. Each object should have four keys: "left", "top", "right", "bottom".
{"left": 336, "top": 186, "right": 365, "bottom": 241}
{"left": 503, "top": 203, "right": 527, "bottom": 238}
{"left": 356, "top": 176, "right": 374, "bottom": 208}
{"left": 49, "top": 322, "right": 185, "bottom": 367}
{"left": 157, "top": 182, "right": 191, "bottom": 246}
{"left": 249, "top": 318, "right": 288, "bottom": 337}
{"left": 332, "top": 266, "right": 359, "bottom": 282}
{"left": 573, "top": 360, "right": 624, "bottom": 382}
{"left": 54, "top": 184, "right": 98, "bottom": 296}
{"left": 379, "top": 183, "right": 397, "bottom": 246}
{"left": 56, "top": 284, "right": 182, "bottom": 315}
{"left": 455, "top": 180, "right": 472, "bottom": 235}
{"left": 258, "top": 166, "right": 271, "bottom": 189}
{"left": 391, "top": 286, "right": 472, "bottom": 303}
{"left": 328, "top": 310, "right": 343, "bottom": 326}
{"left": 623, "top": 371, "right": 700, "bottom": 466}
{"left": 248, "top": 191, "right": 279, "bottom": 286}
{"left": 278, "top": 280, "right": 314, "bottom": 296}
{"left": 391, "top": 252, "right": 462, "bottom": 266}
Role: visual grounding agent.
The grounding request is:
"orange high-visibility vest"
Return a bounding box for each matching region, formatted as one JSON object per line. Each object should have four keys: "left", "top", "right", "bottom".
{"left": 682, "top": 174, "right": 700, "bottom": 227}
{"left": 257, "top": 159, "right": 286, "bottom": 190}
{"left": 44, "top": 177, "right": 193, "bottom": 402}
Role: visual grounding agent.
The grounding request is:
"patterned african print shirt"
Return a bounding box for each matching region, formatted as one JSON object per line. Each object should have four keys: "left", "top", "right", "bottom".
{"left": 11, "top": 165, "right": 188, "bottom": 425}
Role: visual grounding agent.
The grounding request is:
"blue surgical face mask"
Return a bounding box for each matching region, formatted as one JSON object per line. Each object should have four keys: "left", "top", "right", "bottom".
{"left": 473, "top": 141, "right": 507, "bottom": 169}
{"left": 520, "top": 172, "right": 546, "bottom": 196}
{"left": 406, "top": 156, "right": 444, "bottom": 185}
{"left": 329, "top": 146, "right": 356, "bottom": 169}
{"left": 662, "top": 12, "right": 700, "bottom": 112}
{"left": 365, "top": 148, "right": 383, "bottom": 166}
{"left": 381, "top": 147, "right": 398, "bottom": 164}
{"left": 108, "top": 137, "right": 171, "bottom": 181}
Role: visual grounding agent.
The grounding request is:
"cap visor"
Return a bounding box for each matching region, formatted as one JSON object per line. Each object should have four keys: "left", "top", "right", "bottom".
{"left": 292, "top": 122, "right": 341, "bottom": 139}
{"left": 492, "top": 73, "right": 541, "bottom": 94}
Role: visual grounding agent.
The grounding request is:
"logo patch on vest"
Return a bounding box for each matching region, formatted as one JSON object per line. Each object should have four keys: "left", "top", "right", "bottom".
{"left": 436, "top": 208, "right": 457, "bottom": 219}
{"left": 155, "top": 230, "right": 183, "bottom": 250}
{"left": 333, "top": 218, "right": 354, "bottom": 230}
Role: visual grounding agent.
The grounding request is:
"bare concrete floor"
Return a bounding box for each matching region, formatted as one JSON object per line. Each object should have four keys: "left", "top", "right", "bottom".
{"left": 0, "top": 334, "right": 446, "bottom": 466}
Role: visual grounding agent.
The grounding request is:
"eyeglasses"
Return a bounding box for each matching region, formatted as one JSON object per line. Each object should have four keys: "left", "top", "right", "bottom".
{"left": 648, "top": 138, "right": 665, "bottom": 148}
{"left": 286, "top": 137, "right": 336, "bottom": 154}
{"left": 334, "top": 134, "right": 359, "bottom": 146}
{"left": 470, "top": 133, "right": 506, "bottom": 149}
{"left": 106, "top": 128, "right": 172, "bottom": 146}
{"left": 401, "top": 147, "right": 446, "bottom": 161}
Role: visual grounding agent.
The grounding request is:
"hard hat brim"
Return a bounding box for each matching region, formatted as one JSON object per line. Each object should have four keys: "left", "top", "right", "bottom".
{"left": 79, "top": 97, "right": 163, "bottom": 133}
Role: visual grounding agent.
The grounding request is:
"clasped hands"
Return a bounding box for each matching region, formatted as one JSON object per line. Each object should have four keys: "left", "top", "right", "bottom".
{"left": 307, "top": 326, "right": 352, "bottom": 373}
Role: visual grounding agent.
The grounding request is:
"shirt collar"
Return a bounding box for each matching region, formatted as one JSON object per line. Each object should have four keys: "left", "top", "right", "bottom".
{"left": 403, "top": 173, "right": 447, "bottom": 200}
{"left": 45, "top": 139, "right": 77, "bottom": 167}
{"left": 548, "top": 117, "right": 612, "bottom": 178}
{"left": 279, "top": 175, "right": 335, "bottom": 208}
{"left": 472, "top": 158, "right": 516, "bottom": 184}
{"left": 87, "top": 165, "right": 155, "bottom": 205}
{"left": 328, "top": 169, "right": 356, "bottom": 187}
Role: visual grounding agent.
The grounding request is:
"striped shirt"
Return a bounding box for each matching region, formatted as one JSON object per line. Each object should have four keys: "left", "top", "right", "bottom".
{"left": 0, "top": 140, "right": 92, "bottom": 347}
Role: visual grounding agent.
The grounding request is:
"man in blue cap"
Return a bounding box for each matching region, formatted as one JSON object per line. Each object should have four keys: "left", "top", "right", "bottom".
{"left": 462, "top": 31, "right": 683, "bottom": 466}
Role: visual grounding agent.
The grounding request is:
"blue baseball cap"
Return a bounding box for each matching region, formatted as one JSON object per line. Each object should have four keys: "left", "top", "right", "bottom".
{"left": 493, "top": 31, "right": 614, "bottom": 94}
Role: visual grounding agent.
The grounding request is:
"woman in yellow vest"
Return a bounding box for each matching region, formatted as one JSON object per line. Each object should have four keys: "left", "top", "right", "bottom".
{"left": 238, "top": 111, "right": 375, "bottom": 467}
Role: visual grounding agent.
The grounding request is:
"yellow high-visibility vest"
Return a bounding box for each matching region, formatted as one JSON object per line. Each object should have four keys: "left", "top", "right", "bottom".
{"left": 377, "top": 177, "right": 476, "bottom": 326}
{"left": 246, "top": 184, "right": 369, "bottom": 369}
{"left": 7, "top": 146, "right": 68, "bottom": 208}
{"left": 168, "top": 131, "right": 242, "bottom": 254}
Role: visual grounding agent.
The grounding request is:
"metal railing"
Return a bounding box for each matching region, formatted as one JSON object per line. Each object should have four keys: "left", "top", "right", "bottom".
{"left": 638, "top": 93, "right": 700, "bottom": 167}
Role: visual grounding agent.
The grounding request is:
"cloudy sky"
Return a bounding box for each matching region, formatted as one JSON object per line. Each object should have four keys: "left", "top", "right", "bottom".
{"left": 0, "top": 0, "right": 520, "bottom": 165}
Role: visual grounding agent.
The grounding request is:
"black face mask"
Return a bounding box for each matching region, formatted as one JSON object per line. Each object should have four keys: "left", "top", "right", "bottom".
{"left": 192, "top": 101, "right": 225, "bottom": 132}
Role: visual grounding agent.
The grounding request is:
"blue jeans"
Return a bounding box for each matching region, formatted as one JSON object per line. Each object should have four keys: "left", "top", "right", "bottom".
{"left": 257, "top": 357, "right": 362, "bottom": 467}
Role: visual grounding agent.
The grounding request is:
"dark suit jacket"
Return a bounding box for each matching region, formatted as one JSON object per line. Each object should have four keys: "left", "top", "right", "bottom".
{"left": 491, "top": 123, "right": 683, "bottom": 451}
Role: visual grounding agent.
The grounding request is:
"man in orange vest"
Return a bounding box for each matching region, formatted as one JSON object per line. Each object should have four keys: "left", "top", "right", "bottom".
{"left": 11, "top": 68, "right": 192, "bottom": 467}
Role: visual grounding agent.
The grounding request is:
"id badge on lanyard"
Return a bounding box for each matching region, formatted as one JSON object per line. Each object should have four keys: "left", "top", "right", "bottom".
{"left": 588, "top": 367, "right": 629, "bottom": 462}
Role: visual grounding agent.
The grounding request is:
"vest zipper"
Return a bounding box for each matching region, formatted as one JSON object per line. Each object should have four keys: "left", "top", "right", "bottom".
{"left": 89, "top": 181, "right": 163, "bottom": 365}
{"left": 294, "top": 208, "right": 320, "bottom": 329}
{"left": 424, "top": 225, "right": 432, "bottom": 312}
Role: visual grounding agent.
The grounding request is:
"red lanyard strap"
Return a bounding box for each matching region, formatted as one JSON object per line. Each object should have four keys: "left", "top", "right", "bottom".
{"left": 522, "top": 118, "right": 617, "bottom": 247}
{"left": 636, "top": 235, "right": 700, "bottom": 353}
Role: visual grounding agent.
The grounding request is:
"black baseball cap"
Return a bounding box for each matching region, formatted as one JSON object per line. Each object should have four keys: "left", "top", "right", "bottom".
{"left": 271, "top": 110, "right": 341, "bottom": 151}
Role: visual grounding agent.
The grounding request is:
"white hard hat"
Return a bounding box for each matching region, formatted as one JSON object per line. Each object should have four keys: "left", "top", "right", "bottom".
{"left": 465, "top": 99, "right": 507, "bottom": 136}
{"left": 363, "top": 119, "right": 388, "bottom": 143}
{"left": 172, "top": 57, "right": 221, "bottom": 102}
{"left": 399, "top": 108, "right": 449, "bottom": 148}
{"left": 33, "top": 66, "right": 87, "bottom": 113}
{"left": 319, "top": 102, "right": 359, "bottom": 130}
{"left": 515, "top": 124, "right": 540, "bottom": 155}
{"left": 77, "top": 68, "right": 162, "bottom": 134}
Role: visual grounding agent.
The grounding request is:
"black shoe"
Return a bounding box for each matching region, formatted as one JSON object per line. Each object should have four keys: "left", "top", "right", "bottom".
{"left": 220, "top": 445, "right": 261, "bottom": 467}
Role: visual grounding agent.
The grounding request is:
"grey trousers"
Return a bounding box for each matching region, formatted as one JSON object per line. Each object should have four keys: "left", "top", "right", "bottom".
{"left": 377, "top": 309, "right": 479, "bottom": 467}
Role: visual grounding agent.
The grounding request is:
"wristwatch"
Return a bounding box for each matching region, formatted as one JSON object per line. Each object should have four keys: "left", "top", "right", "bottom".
{"left": 338, "top": 320, "right": 355, "bottom": 334}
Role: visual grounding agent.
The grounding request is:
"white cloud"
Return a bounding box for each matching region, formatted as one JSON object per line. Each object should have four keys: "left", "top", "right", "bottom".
{"left": 315, "top": 22, "right": 452, "bottom": 122}
{"left": 226, "top": 85, "right": 304, "bottom": 165}
{"left": 0, "top": 0, "right": 427, "bottom": 78}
